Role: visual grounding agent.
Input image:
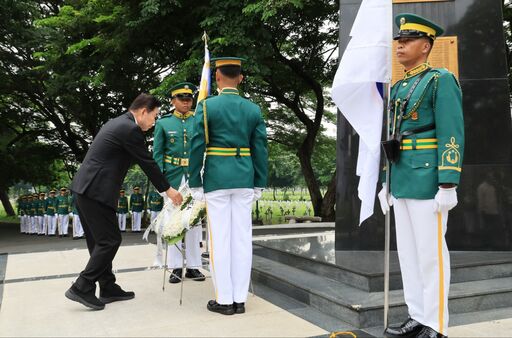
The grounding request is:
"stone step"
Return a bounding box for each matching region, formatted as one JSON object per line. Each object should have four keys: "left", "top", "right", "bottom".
{"left": 251, "top": 255, "right": 512, "bottom": 328}
{"left": 253, "top": 244, "right": 512, "bottom": 292}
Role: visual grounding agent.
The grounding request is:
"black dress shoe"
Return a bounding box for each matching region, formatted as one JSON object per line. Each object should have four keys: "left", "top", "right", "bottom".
{"left": 65, "top": 284, "right": 105, "bottom": 310}
{"left": 185, "top": 269, "right": 205, "bottom": 281}
{"left": 201, "top": 252, "right": 210, "bottom": 259}
{"left": 99, "top": 283, "right": 135, "bottom": 304}
{"left": 234, "top": 302, "right": 245, "bottom": 314}
{"left": 384, "top": 318, "right": 424, "bottom": 338}
{"left": 207, "top": 300, "right": 234, "bottom": 315}
{"left": 416, "top": 326, "right": 447, "bottom": 338}
{"left": 169, "top": 269, "right": 182, "bottom": 284}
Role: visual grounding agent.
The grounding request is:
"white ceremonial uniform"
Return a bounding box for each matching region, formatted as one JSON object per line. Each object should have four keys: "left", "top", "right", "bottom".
{"left": 73, "top": 213, "right": 84, "bottom": 237}
{"left": 38, "top": 215, "right": 45, "bottom": 235}
{"left": 118, "top": 213, "right": 127, "bottom": 231}
{"left": 47, "top": 215, "right": 57, "bottom": 235}
{"left": 131, "top": 212, "right": 142, "bottom": 231}
{"left": 205, "top": 188, "right": 254, "bottom": 304}
{"left": 58, "top": 214, "right": 69, "bottom": 235}
{"left": 393, "top": 198, "right": 450, "bottom": 334}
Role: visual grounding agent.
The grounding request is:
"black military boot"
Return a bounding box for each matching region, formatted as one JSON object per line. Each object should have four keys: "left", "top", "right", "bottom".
{"left": 168, "top": 268, "right": 182, "bottom": 284}
{"left": 234, "top": 302, "right": 245, "bottom": 314}
{"left": 99, "top": 283, "right": 135, "bottom": 304}
{"left": 185, "top": 269, "right": 206, "bottom": 281}
{"left": 207, "top": 300, "right": 235, "bottom": 315}
{"left": 384, "top": 318, "right": 424, "bottom": 338}
{"left": 416, "top": 326, "right": 447, "bottom": 338}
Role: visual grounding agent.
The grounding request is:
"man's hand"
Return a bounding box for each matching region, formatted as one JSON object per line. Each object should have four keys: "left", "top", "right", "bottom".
{"left": 433, "top": 186, "right": 457, "bottom": 213}
{"left": 165, "top": 188, "right": 183, "bottom": 206}
{"left": 377, "top": 183, "right": 393, "bottom": 215}
{"left": 253, "top": 188, "right": 263, "bottom": 202}
{"left": 191, "top": 188, "right": 205, "bottom": 202}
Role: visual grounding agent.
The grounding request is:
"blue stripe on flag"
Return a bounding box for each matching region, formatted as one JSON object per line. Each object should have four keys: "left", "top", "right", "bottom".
{"left": 376, "top": 82, "right": 384, "bottom": 99}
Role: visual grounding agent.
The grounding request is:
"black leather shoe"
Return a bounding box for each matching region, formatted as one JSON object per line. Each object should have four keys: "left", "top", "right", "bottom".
{"left": 185, "top": 269, "right": 205, "bottom": 281}
{"left": 65, "top": 284, "right": 105, "bottom": 310}
{"left": 234, "top": 302, "right": 245, "bottom": 314}
{"left": 384, "top": 318, "right": 424, "bottom": 338}
{"left": 416, "top": 326, "right": 447, "bottom": 338}
{"left": 169, "top": 269, "right": 182, "bottom": 284}
{"left": 207, "top": 300, "right": 235, "bottom": 315}
{"left": 99, "top": 283, "right": 135, "bottom": 304}
{"left": 201, "top": 252, "right": 210, "bottom": 259}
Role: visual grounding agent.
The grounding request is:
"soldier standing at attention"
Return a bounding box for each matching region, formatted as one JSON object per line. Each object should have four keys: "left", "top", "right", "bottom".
{"left": 57, "top": 187, "right": 70, "bottom": 237}
{"left": 46, "top": 189, "right": 58, "bottom": 236}
{"left": 129, "top": 186, "right": 144, "bottom": 232}
{"left": 148, "top": 189, "right": 163, "bottom": 223}
{"left": 189, "top": 57, "right": 268, "bottom": 315}
{"left": 18, "top": 195, "right": 26, "bottom": 234}
{"left": 378, "top": 14, "right": 464, "bottom": 338}
{"left": 37, "top": 192, "right": 46, "bottom": 235}
{"left": 117, "top": 189, "right": 128, "bottom": 232}
{"left": 29, "top": 194, "right": 37, "bottom": 234}
{"left": 153, "top": 82, "right": 205, "bottom": 281}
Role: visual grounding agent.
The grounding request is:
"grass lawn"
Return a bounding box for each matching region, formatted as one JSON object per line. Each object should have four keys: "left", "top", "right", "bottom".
{"left": 0, "top": 201, "right": 19, "bottom": 223}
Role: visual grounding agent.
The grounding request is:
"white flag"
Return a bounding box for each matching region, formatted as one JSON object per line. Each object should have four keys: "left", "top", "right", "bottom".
{"left": 331, "top": 0, "right": 392, "bottom": 225}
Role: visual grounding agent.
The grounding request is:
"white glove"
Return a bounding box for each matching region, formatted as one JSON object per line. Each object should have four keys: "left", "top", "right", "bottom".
{"left": 191, "top": 187, "right": 205, "bottom": 202}
{"left": 253, "top": 188, "right": 263, "bottom": 202}
{"left": 377, "top": 183, "right": 393, "bottom": 215}
{"left": 433, "top": 186, "right": 457, "bottom": 213}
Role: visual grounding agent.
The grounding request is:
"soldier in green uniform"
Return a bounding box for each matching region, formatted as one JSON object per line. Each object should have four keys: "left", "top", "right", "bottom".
{"left": 129, "top": 186, "right": 144, "bottom": 232}
{"left": 153, "top": 82, "right": 205, "bottom": 278}
{"left": 148, "top": 189, "right": 163, "bottom": 223}
{"left": 45, "top": 189, "right": 58, "bottom": 236}
{"left": 18, "top": 195, "right": 27, "bottom": 234}
{"left": 37, "top": 192, "right": 46, "bottom": 235}
{"left": 189, "top": 57, "right": 268, "bottom": 315}
{"left": 117, "top": 189, "right": 128, "bottom": 232}
{"left": 378, "top": 14, "right": 464, "bottom": 338}
{"left": 57, "top": 187, "right": 71, "bottom": 237}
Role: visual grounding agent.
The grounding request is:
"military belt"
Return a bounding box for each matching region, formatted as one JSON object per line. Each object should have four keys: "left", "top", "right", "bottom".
{"left": 165, "top": 155, "right": 189, "bottom": 166}
{"left": 401, "top": 138, "right": 438, "bottom": 150}
{"left": 206, "top": 147, "right": 251, "bottom": 157}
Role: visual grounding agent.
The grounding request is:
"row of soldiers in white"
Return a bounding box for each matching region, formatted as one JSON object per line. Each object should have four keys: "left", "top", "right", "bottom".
{"left": 19, "top": 211, "right": 84, "bottom": 237}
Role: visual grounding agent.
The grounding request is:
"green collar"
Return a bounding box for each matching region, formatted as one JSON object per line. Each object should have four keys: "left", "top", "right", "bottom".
{"left": 219, "top": 87, "right": 239, "bottom": 95}
{"left": 403, "top": 62, "right": 430, "bottom": 80}
{"left": 173, "top": 111, "right": 194, "bottom": 119}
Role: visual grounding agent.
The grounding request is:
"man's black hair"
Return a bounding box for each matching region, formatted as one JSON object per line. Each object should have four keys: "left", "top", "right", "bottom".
{"left": 129, "top": 93, "right": 162, "bottom": 112}
{"left": 218, "top": 65, "right": 241, "bottom": 79}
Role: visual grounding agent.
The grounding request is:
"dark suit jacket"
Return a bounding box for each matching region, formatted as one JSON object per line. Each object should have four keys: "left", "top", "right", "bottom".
{"left": 71, "top": 112, "right": 170, "bottom": 209}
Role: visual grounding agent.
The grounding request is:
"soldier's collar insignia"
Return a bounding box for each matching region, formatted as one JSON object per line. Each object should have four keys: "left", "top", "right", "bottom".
{"left": 403, "top": 62, "right": 430, "bottom": 80}
{"left": 173, "top": 111, "right": 194, "bottom": 119}
{"left": 219, "top": 87, "right": 240, "bottom": 95}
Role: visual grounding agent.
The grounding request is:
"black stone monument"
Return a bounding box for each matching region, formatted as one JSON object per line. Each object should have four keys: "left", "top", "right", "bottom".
{"left": 336, "top": 0, "right": 512, "bottom": 251}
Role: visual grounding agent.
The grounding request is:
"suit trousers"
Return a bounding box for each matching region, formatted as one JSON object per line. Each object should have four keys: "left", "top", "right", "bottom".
{"left": 393, "top": 197, "right": 450, "bottom": 335}
{"left": 74, "top": 193, "right": 122, "bottom": 292}
{"left": 205, "top": 188, "right": 254, "bottom": 305}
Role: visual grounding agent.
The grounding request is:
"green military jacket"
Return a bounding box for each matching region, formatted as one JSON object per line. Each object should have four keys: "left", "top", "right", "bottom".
{"left": 32, "top": 199, "right": 41, "bottom": 216}
{"left": 148, "top": 192, "right": 163, "bottom": 212}
{"left": 153, "top": 110, "right": 195, "bottom": 189}
{"left": 117, "top": 196, "right": 128, "bottom": 214}
{"left": 189, "top": 87, "right": 268, "bottom": 193}
{"left": 36, "top": 198, "right": 45, "bottom": 216}
{"left": 45, "top": 197, "right": 58, "bottom": 216}
{"left": 29, "top": 200, "right": 36, "bottom": 216}
{"left": 70, "top": 195, "right": 79, "bottom": 214}
{"left": 56, "top": 195, "right": 70, "bottom": 214}
{"left": 130, "top": 193, "right": 144, "bottom": 212}
{"left": 17, "top": 199, "right": 24, "bottom": 216}
{"left": 387, "top": 64, "right": 464, "bottom": 199}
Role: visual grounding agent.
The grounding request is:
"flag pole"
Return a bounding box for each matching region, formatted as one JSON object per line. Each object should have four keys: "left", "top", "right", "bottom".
{"left": 383, "top": 81, "right": 392, "bottom": 328}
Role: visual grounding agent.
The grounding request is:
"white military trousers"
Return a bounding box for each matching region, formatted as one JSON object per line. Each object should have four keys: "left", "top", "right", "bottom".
{"left": 118, "top": 213, "right": 126, "bottom": 231}
{"left": 205, "top": 188, "right": 254, "bottom": 305}
{"left": 132, "top": 212, "right": 142, "bottom": 231}
{"left": 393, "top": 197, "right": 450, "bottom": 335}
{"left": 167, "top": 225, "right": 202, "bottom": 269}
{"left": 73, "top": 213, "right": 84, "bottom": 237}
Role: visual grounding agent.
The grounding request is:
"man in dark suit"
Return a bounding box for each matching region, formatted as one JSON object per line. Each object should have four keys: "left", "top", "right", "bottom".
{"left": 65, "top": 93, "right": 183, "bottom": 310}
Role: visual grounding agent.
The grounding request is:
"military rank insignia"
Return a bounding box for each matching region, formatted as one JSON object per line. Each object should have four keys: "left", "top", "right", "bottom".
{"left": 440, "top": 137, "right": 462, "bottom": 172}
{"left": 411, "top": 111, "right": 419, "bottom": 120}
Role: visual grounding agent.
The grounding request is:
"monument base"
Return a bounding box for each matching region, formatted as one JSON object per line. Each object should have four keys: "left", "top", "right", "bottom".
{"left": 252, "top": 232, "right": 512, "bottom": 328}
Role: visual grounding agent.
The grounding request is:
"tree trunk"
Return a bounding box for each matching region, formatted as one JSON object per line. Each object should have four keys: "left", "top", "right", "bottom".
{"left": 320, "top": 171, "right": 337, "bottom": 221}
{"left": 0, "top": 188, "right": 15, "bottom": 216}
{"left": 297, "top": 147, "right": 323, "bottom": 217}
